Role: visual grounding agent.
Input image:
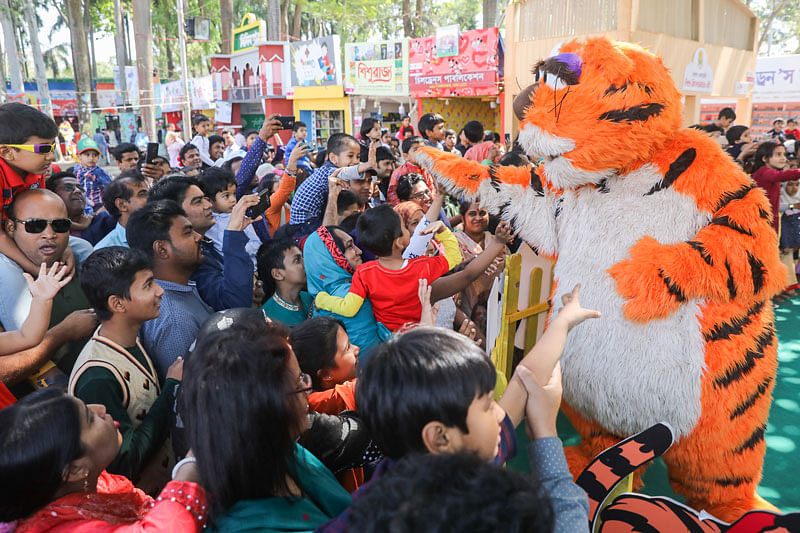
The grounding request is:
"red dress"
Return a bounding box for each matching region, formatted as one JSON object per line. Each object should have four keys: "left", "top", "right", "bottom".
{"left": 14, "top": 472, "right": 206, "bottom": 532}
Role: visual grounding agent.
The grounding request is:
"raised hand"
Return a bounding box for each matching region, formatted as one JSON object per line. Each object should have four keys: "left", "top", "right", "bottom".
{"left": 557, "top": 284, "right": 601, "bottom": 330}
{"left": 24, "top": 262, "right": 73, "bottom": 301}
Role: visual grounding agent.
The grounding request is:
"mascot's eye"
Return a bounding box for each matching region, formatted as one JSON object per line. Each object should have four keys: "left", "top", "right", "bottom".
{"left": 535, "top": 69, "right": 544, "bottom": 83}
{"left": 545, "top": 74, "right": 565, "bottom": 91}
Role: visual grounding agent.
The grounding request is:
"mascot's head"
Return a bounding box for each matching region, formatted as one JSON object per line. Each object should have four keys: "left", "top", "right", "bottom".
{"left": 514, "top": 37, "right": 682, "bottom": 188}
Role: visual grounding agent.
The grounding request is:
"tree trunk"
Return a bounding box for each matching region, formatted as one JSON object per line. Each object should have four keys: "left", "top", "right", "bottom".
{"left": 757, "top": 0, "right": 790, "bottom": 51}
{"left": 402, "top": 0, "right": 412, "bottom": 37}
{"left": 64, "top": 0, "right": 92, "bottom": 134}
{"left": 15, "top": 20, "right": 29, "bottom": 79}
{"left": 24, "top": 1, "right": 53, "bottom": 117}
{"left": 482, "top": 0, "right": 497, "bottom": 28}
{"left": 267, "top": 0, "right": 280, "bottom": 41}
{"left": 113, "top": 0, "right": 128, "bottom": 107}
{"left": 166, "top": 39, "right": 174, "bottom": 78}
{"left": 219, "top": 0, "right": 233, "bottom": 53}
{"left": 291, "top": 0, "right": 302, "bottom": 38}
{"left": 132, "top": 0, "right": 155, "bottom": 139}
{"left": 0, "top": 0, "right": 24, "bottom": 93}
{"left": 414, "top": 0, "right": 423, "bottom": 36}
{"left": 280, "top": 0, "right": 289, "bottom": 41}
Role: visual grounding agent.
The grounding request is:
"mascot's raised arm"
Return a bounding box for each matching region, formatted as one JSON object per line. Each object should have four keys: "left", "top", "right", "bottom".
{"left": 414, "top": 37, "right": 785, "bottom": 521}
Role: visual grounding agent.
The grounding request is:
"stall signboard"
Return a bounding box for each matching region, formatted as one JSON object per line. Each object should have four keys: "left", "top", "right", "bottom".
{"left": 345, "top": 39, "right": 408, "bottom": 95}
{"left": 290, "top": 35, "right": 342, "bottom": 88}
{"left": 753, "top": 55, "right": 800, "bottom": 103}
{"left": 409, "top": 27, "right": 501, "bottom": 97}
{"left": 682, "top": 48, "right": 714, "bottom": 93}
{"left": 113, "top": 66, "right": 140, "bottom": 105}
{"left": 233, "top": 13, "right": 266, "bottom": 52}
{"left": 190, "top": 75, "right": 215, "bottom": 109}
{"left": 161, "top": 80, "right": 185, "bottom": 113}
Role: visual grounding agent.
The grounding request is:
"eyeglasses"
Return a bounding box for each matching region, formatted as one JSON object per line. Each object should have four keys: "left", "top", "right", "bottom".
{"left": 4, "top": 143, "right": 57, "bottom": 154}
{"left": 290, "top": 372, "right": 313, "bottom": 395}
{"left": 411, "top": 190, "right": 432, "bottom": 200}
{"left": 13, "top": 218, "right": 72, "bottom": 234}
{"left": 59, "top": 183, "right": 85, "bottom": 193}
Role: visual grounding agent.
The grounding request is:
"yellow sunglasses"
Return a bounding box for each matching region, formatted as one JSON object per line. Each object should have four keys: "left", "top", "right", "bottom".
{"left": 4, "top": 143, "right": 57, "bottom": 154}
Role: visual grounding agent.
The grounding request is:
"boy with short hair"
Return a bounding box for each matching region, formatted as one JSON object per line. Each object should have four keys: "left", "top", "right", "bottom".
{"left": 73, "top": 138, "right": 113, "bottom": 213}
{"left": 207, "top": 134, "right": 225, "bottom": 162}
{"left": 284, "top": 120, "right": 312, "bottom": 172}
{"left": 418, "top": 112, "right": 446, "bottom": 149}
{"left": 320, "top": 286, "right": 599, "bottom": 532}
{"left": 70, "top": 245, "right": 182, "bottom": 494}
{"left": 93, "top": 175, "right": 149, "bottom": 250}
{"left": 314, "top": 204, "right": 461, "bottom": 331}
{"left": 190, "top": 114, "right": 215, "bottom": 167}
{"left": 112, "top": 143, "right": 140, "bottom": 172}
{"left": 0, "top": 102, "right": 73, "bottom": 276}
{"left": 770, "top": 118, "right": 786, "bottom": 143}
{"left": 786, "top": 118, "right": 800, "bottom": 141}
{"left": 256, "top": 237, "right": 313, "bottom": 326}
{"left": 199, "top": 167, "right": 261, "bottom": 266}
{"left": 289, "top": 133, "right": 375, "bottom": 234}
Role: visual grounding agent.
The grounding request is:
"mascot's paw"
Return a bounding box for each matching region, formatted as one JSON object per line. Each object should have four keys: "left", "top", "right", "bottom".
{"left": 608, "top": 236, "right": 683, "bottom": 323}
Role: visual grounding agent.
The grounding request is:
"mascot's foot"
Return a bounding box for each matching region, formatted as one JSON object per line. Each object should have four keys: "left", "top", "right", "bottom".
{"left": 693, "top": 493, "right": 780, "bottom": 523}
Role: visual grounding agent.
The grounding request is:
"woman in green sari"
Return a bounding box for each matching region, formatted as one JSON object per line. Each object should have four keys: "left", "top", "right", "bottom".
{"left": 179, "top": 318, "right": 351, "bottom": 532}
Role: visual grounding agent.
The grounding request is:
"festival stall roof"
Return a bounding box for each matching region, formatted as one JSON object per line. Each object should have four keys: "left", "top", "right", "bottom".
{"left": 503, "top": 0, "right": 758, "bottom": 135}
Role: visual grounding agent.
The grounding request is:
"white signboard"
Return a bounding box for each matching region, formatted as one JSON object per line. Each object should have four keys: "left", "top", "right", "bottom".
{"left": 682, "top": 48, "right": 714, "bottom": 93}
{"left": 190, "top": 76, "right": 214, "bottom": 109}
{"left": 753, "top": 55, "right": 800, "bottom": 103}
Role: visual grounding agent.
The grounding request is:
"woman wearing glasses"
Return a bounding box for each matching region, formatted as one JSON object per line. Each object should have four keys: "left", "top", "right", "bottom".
{"left": 179, "top": 317, "right": 352, "bottom": 532}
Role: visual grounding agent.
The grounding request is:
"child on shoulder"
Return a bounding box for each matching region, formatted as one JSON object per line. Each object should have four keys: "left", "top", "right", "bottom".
{"left": 73, "top": 138, "right": 112, "bottom": 213}
{"left": 314, "top": 204, "right": 462, "bottom": 331}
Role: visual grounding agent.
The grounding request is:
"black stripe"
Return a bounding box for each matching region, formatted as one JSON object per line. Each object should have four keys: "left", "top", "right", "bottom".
{"left": 725, "top": 260, "right": 737, "bottom": 299}
{"left": 710, "top": 215, "right": 754, "bottom": 236}
{"left": 716, "top": 476, "right": 753, "bottom": 487}
{"left": 704, "top": 301, "right": 764, "bottom": 342}
{"left": 598, "top": 103, "right": 665, "bottom": 123}
{"left": 598, "top": 508, "right": 661, "bottom": 533}
{"left": 713, "top": 327, "right": 775, "bottom": 388}
{"left": 658, "top": 269, "right": 687, "bottom": 302}
{"left": 735, "top": 425, "right": 766, "bottom": 453}
{"left": 487, "top": 166, "right": 501, "bottom": 192}
{"left": 596, "top": 178, "right": 610, "bottom": 193}
{"left": 758, "top": 207, "right": 771, "bottom": 221}
{"left": 730, "top": 376, "right": 774, "bottom": 420}
{"left": 644, "top": 148, "right": 696, "bottom": 195}
{"left": 687, "top": 240, "right": 714, "bottom": 266}
{"left": 747, "top": 253, "right": 766, "bottom": 294}
{"left": 554, "top": 197, "right": 563, "bottom": 219}
{"left": 603, "top": 83, "right": 628, "bottom": 96}
{"left": 714, "top": 184, "right": 754, "bottom": 212}
{"left": 529, "top": 168, "right": 544, "bottom": 195}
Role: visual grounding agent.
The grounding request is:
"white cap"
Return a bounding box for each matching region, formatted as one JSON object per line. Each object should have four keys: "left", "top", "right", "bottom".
{"left": 256, "top": 163, "right": 276, "bottom": 179}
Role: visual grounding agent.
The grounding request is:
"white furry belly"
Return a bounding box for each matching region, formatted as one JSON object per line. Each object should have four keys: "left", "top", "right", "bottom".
{"left": 551, "top": 166, "right": 710, "bottom": 438}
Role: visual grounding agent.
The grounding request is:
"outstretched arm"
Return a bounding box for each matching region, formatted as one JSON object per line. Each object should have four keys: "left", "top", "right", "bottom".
{"left": 609, "top": 181, "right": 786, "bottom": 322}
{"left": 414, "top": 147, "right": 560, "bottom": 255}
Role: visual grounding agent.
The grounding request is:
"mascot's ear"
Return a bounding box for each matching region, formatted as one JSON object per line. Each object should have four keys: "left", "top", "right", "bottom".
{"left": 580, "top": 37, "right": 634, "bottom": 86}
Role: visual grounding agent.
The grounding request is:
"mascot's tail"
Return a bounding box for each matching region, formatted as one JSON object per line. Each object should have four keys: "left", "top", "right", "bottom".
{"left": 576, "top": 422, "right": 800, "bottom": 532}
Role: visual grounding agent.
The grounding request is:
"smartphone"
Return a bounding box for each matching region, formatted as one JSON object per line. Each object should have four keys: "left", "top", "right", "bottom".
{"left": 246, "top": 187, "right": 271, "bottom": 219}
{"left": 146, "top": 142, "right": 159, "bottom": 164}
{"left": 278, "top": 116, "right": 296, "bottom": 130}
{"left": 504, "top": 133, "right": 511, "bottom": 144}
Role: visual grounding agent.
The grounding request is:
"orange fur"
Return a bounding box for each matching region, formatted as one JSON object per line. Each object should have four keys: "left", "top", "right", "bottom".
{"left": 414, "top": 37, "right": 783, "bottom": 521}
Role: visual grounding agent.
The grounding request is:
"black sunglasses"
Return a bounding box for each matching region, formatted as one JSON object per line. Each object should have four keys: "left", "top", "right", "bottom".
{"left": 13, "top": 218, "right": 72, "bottom": 234}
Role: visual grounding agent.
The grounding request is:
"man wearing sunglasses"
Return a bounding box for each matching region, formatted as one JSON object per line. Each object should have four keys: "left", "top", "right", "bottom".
{"left": 0, "top": 103, "right": 82, "bottom": 280}
{"left": 0, "top": 188, "right": 98, "bottom": 393}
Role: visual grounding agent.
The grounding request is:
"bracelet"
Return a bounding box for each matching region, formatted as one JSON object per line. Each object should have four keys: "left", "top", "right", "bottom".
{"left": 172, "top": 456, "right": 198, "bottom": 480}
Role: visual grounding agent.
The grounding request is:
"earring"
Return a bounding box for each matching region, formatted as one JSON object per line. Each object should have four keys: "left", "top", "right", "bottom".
{"left": 83, "top": 475, "right": 89, "bottom": 491}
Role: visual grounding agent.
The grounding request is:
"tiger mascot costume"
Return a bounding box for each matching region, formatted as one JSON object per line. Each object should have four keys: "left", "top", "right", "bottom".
{"left": 414, "top": 37, "right": 785, "bottom": 520}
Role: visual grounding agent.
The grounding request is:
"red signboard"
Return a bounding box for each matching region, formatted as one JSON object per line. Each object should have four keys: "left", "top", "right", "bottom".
{"left": 409, "top": 27, "right": 501, "bottom": 97}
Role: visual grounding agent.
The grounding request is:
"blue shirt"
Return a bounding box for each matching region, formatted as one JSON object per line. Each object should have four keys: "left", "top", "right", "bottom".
{"left": 425, "top": 139, "right": 444, "bottom": 150}
{"left": 191, "top": 231, "right": 254, "bottom": 311}
{"left": 206, "top": 213, "right": 260, "bottom": 269}
{"left": 290, "top": 161, "right": 338, "bottom": 225}
{"left": 140, "top": 279, "right": 212, "bottom": 381}
{"left": 285, "top": 136, "right": 312, "bottom": 172}
{"left": 93, "top": 222, "right": 128, "bottom": 250}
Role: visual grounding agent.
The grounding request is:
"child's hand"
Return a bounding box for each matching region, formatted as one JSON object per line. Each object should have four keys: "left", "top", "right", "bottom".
{"left": 457, "top": 316, "right": 481, "bottom": 346}
{"left": 288, "top": 142, "right": 310, "bottom": 167}
{"left": 328, "top": 169, "right": 345, "bottom": 196}
{"left": 259, "top": 113, "right": 282, "bottom": 141}
{"left": 556, "top": 284, "right": 601, "bottom": 330}
{"left": 228, "top": 194, "right": 262, "bottom": 231}
{"left": 418, "top": 279, "right": 439, "bottom": 326}
{"left": 367, "top": 140, "right": 379, "bottom": 169}
{"left": 24, "top": 262, "right": 73, "bottom": 301}
{"left": 493, "top": 221, "right": 514, "bottom": 245}
{"left": 516, "top": 363, "right": 561, "bottom": 440}
{"left": 420, "top": 220, "right": 447, "bottom": 235}
{"left": 483, "top": 255, "right": 504, "bottom": 278}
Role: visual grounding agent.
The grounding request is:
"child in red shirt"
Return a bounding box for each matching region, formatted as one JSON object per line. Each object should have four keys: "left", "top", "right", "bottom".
{"left": 315, "top": 204, "right": 461, "bottom": 331}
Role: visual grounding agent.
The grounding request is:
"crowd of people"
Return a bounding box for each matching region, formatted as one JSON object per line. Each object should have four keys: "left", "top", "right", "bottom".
{"left": 0, "top": 98, "right": 797, "bottom": 532}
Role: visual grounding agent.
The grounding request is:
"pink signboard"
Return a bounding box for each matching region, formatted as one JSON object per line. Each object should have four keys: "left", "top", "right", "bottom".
{"left": 409, "top": 27, "right": 502, "bottom": 97}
